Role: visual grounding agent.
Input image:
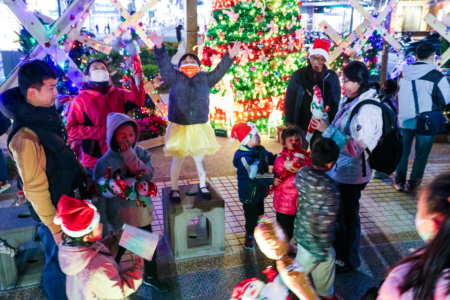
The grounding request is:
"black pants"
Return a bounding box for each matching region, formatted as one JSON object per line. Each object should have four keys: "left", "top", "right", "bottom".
{"left": 115, "top": 224, "right": 158, "bottom": 278}
{"left": 276, "top": 212, "right": 296, "bottom": 240}
{"left": 333, "top": 182, "right": 368, "bottom": 269}
{"left": 243, "top": 201, "right": 265, "bottom": 236}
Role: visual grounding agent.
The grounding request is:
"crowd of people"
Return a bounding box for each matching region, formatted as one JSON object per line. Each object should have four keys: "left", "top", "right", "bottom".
{"left": 0, "top": 33, "right": 449, "bottom": 300}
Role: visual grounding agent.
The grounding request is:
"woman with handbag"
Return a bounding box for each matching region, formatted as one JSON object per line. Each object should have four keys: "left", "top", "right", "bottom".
{"left": 395, "top": 42, "right": 450, "bottom": 193}
{"left": 311, "top": 61, "right": 383, "bottom": 273}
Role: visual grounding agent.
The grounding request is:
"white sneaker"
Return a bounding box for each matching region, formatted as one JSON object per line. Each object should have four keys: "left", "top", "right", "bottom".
{"left": 0, "top": 183, "right": 11, "bottom": 194}
{"left": 394, "top": 183, "right": 405, "bottom": 191}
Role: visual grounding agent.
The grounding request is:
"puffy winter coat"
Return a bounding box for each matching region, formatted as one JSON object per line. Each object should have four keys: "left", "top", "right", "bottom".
{"left": 322, "top": 89, "right": 383, "bottom": 184}
{"left": 94, "top": 113, "right": 155, "bottom": 231}
{"left": 273, "top": 147, "right": 311, "bottom": 215}
{"left": 58, "top": 233, "right": 143, "bottom": 300}
{"left": 378, "top": 261, "right": 450, "bottom": 300}
{"left": 154, "top": 44, "right": 235, "bottom": 125}
{"left": 398, "top": 61, "right": 450, "bottom": 129}
{"left": 233, "top": 145, "right": 276, "bottom": 204}
{"left": 66, "top": 82, "right": 145, "bottom": 168}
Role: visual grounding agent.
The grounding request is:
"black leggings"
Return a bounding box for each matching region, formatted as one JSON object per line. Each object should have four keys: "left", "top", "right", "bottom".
{"left": 115, "top": 224, "right": 158, "bottom": 278}
{"left": 243, "top": 201, "right": 265, "bottom": 236}
{"left": 276, "top": 212, "right": 296, "bottom": 240}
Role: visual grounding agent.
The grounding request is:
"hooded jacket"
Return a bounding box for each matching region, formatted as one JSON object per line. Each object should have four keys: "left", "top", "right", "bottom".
{"left": 154, "top": 44, "right": 235, "bottom": 125}
{"left": 93, "top": 113, "right": 154, "bottom": 231}
{"left": 322, "top": 89, "right": 383, "bottom": 184}
{"left": 398, "top": 61, "right": 450, "bottom": 129}
{"left": 0, "top": 87, "right": 87, "bottom": 234}
{"left": 58, "top": 233, "right": 143, "bottom": 300}
{"left": 66, "top": 80, "right": 145, "bottom": 169}
{"left": 272, "top": 147, "right": 312, "bottom": 215}
{"left": 233, "top": 145, "right": 276, "bottom": 204}
{"left": 284, "top": 63, "right": 341, "bottom": 134}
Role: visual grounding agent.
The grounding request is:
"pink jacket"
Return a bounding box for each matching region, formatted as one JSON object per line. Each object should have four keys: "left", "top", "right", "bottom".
{"left": 66, "top": 82, "right": 145, "bottom": 168}
{"left": 58, "top": 234, "right": 143, "bottom": 300}
{"left": 273, "top": 147, "right": 311, "bottom": 215}
{"left": 378, "top": 261, "right": 450, "bottom": 300}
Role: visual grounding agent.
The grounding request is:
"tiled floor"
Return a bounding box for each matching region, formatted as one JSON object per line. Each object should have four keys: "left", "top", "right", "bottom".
{"left": 2, "top": 161, "right": 450, "bottom": 299}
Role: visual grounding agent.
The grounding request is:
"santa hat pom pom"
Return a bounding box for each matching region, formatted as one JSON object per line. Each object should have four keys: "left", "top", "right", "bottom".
{"left": 53, "top": 216, "right": 62, "bottom": 225}
{"left": 230, "top": 137, "right": 236, "bottom": 142}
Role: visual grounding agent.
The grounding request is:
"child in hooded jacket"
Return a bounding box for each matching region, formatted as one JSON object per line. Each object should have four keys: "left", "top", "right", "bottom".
{"left": 273, "top": 126, "right": 311, "bottom": 241}
{"left": 56, "top": 195, "right": 143, "bottom": 300}
{"left": 93, "top": 112, "right": 168, "bottom": 292}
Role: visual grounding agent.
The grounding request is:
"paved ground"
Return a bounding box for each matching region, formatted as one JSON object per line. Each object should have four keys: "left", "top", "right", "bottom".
{"left": 1, "top": 137, "right": 449, "bottom": 300}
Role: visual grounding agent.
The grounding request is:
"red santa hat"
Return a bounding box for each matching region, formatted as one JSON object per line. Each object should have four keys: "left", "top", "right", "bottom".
{"left": 230, "top": 278, "right": 262, "bottom": 300}
{"left": 53, "top": 195, "right": 101, "bottom": 238}
{"left": 230, "top": 122, "right": 259, "bottom": 145}
{"left": 309, "top": 39, "right": 331, "bottom": 62}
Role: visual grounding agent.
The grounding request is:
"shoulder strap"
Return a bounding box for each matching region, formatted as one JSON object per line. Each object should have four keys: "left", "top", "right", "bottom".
{"left": 411, "top": 80, "right": 420, "bottom": 116}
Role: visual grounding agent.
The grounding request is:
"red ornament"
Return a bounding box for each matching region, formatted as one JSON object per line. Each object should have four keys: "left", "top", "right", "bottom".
{"left": 139, "top": 22, "right": 143, "bottom": 27}
{"left": 234, "top": 78, "right": 240, "bottom": 82}
{"left": 70, "top": 14, "right": 75, "bottom": 21}
{"left": 298, "top": 1, "right": 302, "bottom": 6}
{"left": 45, "top": 41, "right": 51, "bottom": 48}
{"left": 257, "top": 31, "right": 263, "bottom": 36}
{"left": 209, "top": 36, "right": 214, "bottom": 41}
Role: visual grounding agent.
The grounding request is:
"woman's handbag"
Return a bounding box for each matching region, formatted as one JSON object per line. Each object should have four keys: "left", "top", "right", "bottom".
{"left": 411, "top": 80, "right": 448, "bottom": 135}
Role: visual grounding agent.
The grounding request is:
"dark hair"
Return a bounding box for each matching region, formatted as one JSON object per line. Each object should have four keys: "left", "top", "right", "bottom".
{"left": 416, "top": 42, "right": 436, "bottom": 60}
{"left": 281, "top": 126, "right": 302, "bottom": 145}
{"left": 62, "top": 233, "right": 112, "bottom": 256}
{"left": 18, "top": 60, "right": 57, "bottom": 98}
{"left": 311, "top": 138, "right": 340, "bottom": 167}
{"left": 392, "top": 173, "right": 450, "bottom": 300}
{"left": 383, "top": 79, "right": 398, "bottom": 95}
{"left": 85, "top": 58, "right": 110, "bottom": 75}
{"left": 178, "top": 53, "right": 201, "bottom": 68}
{"left": 343, "top": 61, "right": 372, "bottom": 96}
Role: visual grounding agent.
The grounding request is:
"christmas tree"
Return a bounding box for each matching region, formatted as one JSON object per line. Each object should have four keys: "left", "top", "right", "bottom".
{"left": 203, "top": 0, "right": 308, "bottom": 135}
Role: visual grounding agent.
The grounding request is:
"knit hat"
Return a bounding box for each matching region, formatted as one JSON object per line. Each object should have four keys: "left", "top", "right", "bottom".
{"left": 309, "top": 39, "right": 331, "bottom": 62}
{"left": 53, "top": 195, "right": 101, "bottom": 238}
{"left": 230, "top": 122, "right": 259, "bottom": 145}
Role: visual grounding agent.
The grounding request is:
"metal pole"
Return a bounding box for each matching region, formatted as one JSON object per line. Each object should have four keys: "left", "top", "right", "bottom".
{"left": 57, "top": 0, "right": 61, "bottom": 17}
{"left": 380, "top": 10, "right": 391, "bottom": 87}
{"left": 350, "top": 7, "right": 354, "bottom": 32}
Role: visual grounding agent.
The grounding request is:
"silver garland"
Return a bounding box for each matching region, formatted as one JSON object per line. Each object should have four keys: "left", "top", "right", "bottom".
{"left": 0, "top": 241, "right": 16, "bottom": 257}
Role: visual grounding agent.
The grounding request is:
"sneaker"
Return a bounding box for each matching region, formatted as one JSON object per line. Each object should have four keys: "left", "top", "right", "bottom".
{"left": 373, "top": 171, "right": 388, "bottom": 179}
{"left": 335, "top": 260, "right": 355, "bottom": 274}
{"left": 394, "top": 183, "right": 405, "bottom": 191}
{"left": 143, "top": 276, "right": 169, "bottom": 292}
{"left": 0, "top": 182, "right": 10, "bottom": 194}
{"left": 244, "top": 235, "right": 255, "bottom": 249}
{"left": 319, "top": 293, "right": 344, "bottom": 300}
{"left": 404, "top": 183, "right": 418, "bottom": 193}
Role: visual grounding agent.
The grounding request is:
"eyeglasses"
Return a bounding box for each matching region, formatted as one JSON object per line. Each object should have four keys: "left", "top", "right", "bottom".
{"left": 310, "top": 56, "right": 326, "bottom": 63}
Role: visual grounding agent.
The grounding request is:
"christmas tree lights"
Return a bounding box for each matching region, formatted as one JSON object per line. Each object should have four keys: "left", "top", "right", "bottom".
{"left": 204, "top": 0, "right": 306, "bottom": 134}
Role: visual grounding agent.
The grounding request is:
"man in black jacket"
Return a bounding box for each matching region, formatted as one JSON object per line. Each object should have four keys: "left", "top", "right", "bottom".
{"left": 285, "top": 39, "right": 341, "bottom": 149}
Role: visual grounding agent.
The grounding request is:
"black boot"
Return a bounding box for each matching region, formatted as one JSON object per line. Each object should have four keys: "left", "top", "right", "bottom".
{"left": 143, "top": 276, "right": 169, "bottom": 292}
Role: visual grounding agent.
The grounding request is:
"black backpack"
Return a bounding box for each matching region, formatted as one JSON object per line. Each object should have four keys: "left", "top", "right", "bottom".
{"left": 349, "top": 100, "right": 403, "bottom": 176}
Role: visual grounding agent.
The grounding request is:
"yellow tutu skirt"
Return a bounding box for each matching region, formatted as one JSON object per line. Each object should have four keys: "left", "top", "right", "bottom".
{"left": 164, "top": 122, "right": 221, "bottom": 157}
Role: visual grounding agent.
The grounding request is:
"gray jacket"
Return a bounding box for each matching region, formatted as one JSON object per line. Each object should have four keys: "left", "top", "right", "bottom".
{"left": 398, "top": 61, "right": 450, "bottom": 129}
{"left": 154, "top": 45, "right": 235, "bottom": 125}
{"left": 93, "top": 113, "right": 155, "bottom": 231}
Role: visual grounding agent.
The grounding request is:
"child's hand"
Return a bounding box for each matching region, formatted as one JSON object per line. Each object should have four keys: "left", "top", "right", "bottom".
{"left": 274, "top": 178, "right": 283, "bottom": 187}
{"left": 149, "top": 30, "right": 164, "bottom": 48}
{"left": 228, "top": 41, "right": 242, "bottom": 58}
{"left": 311, "top": 117, "right": 329, "bottom": 133}
{"left": 120, "top": 138, "right": 130, "bottom": 152}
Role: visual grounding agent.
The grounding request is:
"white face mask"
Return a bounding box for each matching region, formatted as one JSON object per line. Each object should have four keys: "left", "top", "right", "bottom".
{"left": 89, "top": 69, "right": 110, "bottom": 82}
{"left": 415, "top": 216, "right": 435, "bottom": 242}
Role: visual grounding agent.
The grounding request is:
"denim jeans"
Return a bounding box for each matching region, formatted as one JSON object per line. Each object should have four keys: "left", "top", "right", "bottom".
{"left": 38, "top": 224, "right": 68, "bottom": 300}
{"left": 0, "top": 150, "right": 7, "bottom": 183}
{"left": 395, "top": 128, "right": 435, "bottom": 187}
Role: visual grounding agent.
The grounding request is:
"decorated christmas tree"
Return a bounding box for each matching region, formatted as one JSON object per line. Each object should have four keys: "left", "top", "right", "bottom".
{"left": 203, "top": 0, "right": 308, "bottom": 135}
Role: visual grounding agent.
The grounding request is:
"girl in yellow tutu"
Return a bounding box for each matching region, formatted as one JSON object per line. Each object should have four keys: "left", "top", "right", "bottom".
{"left": 150, "top": 30, "right": 241, "bottom": 200}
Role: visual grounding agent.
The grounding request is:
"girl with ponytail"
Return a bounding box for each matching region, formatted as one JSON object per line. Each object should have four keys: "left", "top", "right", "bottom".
{"left": 378, "top": 173, "right": 450, "bottom": 300}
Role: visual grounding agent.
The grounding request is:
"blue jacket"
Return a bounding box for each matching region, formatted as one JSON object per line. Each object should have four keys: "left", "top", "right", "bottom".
{"left": 154, "top": 45, "right": 235, "bottom": 125}
{"left": 233, "top": 145, "right": 276, "bottom": 204}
